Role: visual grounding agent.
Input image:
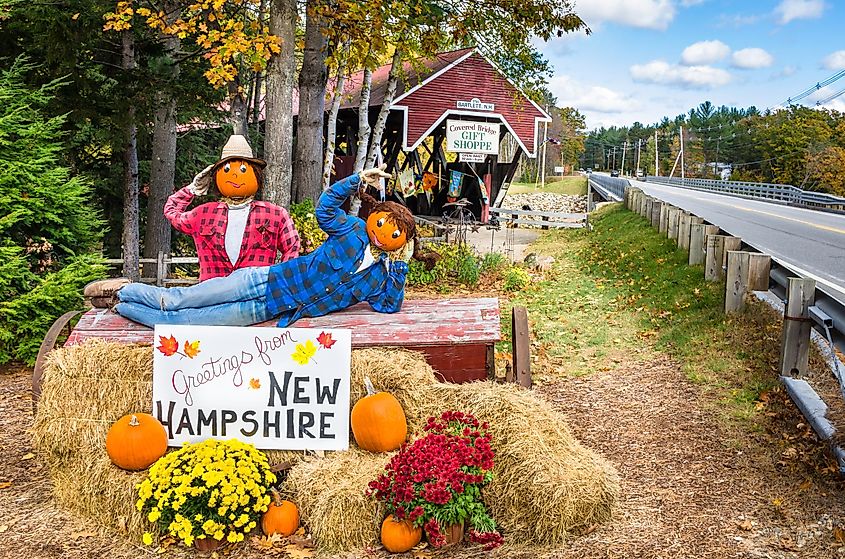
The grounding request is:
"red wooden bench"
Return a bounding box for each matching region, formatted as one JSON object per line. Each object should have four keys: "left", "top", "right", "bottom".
{"left": 53, "top": 297, "right": 501, "bottom": 385}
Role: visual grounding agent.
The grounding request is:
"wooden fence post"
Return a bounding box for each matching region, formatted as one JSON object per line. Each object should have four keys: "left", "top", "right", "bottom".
{"left": 651, "top": 201, "right": 662, "bottom": 228}
{"left": 680, "top": 215, "right": 702, "bottom": 251}
{"left": 747, "top": 254, "right": 772, "bottom": 290}
{"left": 779, "top": 278, "right": 815, "bottom": 376}
{"left": 667, "top": 208, "right": 681, "bottom": 240}
{"left": 677, "top": 212, "right": 691, "bottom": 249}
{"left": 645, "top": 197, "right": 653, "bottom": 220}
{"left": 659, "top": 204, "right": 670, "bottom": 234}
{"left": 511, "top": 306, "right": 532, "bottom": 388}
{"left": 689, "top": 224, "right": 718, "bottom": 266}
{"left": 704, "top": 235, "right": 740, "bottom": 281}
{"left": 156, "top": 251, "right": 167, "bottom": 287}
{"left": 725, "top": 251, "right": 750, "bottom": 313}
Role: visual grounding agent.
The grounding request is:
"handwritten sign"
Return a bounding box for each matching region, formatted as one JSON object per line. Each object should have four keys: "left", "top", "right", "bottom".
{"left": 446, "top": 120, "right": 500, "bottom": 155}
{"left": 152, "top": 325, "right": 351, "bottom": 450}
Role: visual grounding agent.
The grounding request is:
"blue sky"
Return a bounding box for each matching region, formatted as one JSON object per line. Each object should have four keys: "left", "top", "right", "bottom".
{"left": 535, "top": 0, "right": 845, "bottom": 130}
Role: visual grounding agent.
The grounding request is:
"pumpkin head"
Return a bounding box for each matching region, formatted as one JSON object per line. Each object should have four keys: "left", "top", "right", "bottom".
{"left": 105, "top": 413, "right": 168, "bottom": 471}
{"left": 351, "top": 377, "right": 407, "bottom": 452}
{"left": 381, "top": 515, "right": 422, "bottom": 553}
{"left": 261, "top": 489, "right": 300, "bottom": 537}
{"left": 214, "top": 158, "right": 260, "bottom": 198}
{"left": 366, "top": 209, "right": 408, "bottom": 252}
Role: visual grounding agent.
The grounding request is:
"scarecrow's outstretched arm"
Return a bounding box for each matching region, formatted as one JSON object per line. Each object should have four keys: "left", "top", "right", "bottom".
{"left": 315, "top": 174, "right": 361, "bottom": 236}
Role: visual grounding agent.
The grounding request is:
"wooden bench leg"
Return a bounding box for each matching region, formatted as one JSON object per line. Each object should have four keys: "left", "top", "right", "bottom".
{"left": 511, "top": 306, "right": 532, "bottom": 388}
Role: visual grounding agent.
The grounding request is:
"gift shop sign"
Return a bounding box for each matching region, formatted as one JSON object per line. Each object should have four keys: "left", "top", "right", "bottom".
{"left": 446, "top": 120, "right": 500, "bottom": 155}
{"left": 152, "top": 325, "right": 351, "bottom": 451}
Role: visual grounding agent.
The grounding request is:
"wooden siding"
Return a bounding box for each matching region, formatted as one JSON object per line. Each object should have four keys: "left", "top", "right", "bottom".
{"left": 396, "top": 53, "right": 546, "bottom": 155}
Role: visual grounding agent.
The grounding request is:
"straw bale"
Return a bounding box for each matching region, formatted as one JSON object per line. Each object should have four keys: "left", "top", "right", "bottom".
{"left": 349, "top": 348, "right": 438, "bottom": 434}
{"left": 405, "top": 381, "right": 620, "bottom": 546}
{"left": 283, "top": 447, "right": 392, "bottom": 551}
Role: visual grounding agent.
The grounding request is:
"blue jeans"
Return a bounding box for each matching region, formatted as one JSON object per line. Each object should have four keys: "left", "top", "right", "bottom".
{"left": 114, "top": 267, "right": 276, "bottom": 327}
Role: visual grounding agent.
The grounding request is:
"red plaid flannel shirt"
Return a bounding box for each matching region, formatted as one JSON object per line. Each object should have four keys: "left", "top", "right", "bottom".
{"left": 164, "top": 186, "right": 301, "bottom": 281}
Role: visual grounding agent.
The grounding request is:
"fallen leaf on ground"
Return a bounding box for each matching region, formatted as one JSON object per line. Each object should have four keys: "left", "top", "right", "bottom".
{"left": 834, "top": 526, "right": 845, "bottom": 544}
{"left": 21, "top": 453, "right": 34, "bottom": 460}
{"left": 285, "top": 543, "right": 314, "bottom": 559}
{"left": 737, "top": 519, "right": 753, "bottom": 531}
{"left": 0, "top": 525, "right": 8, "bottom": 533}
{"left": 251, "top": 533, "right": 283, "bottom": 549}
{"left": 70, "top": 531, "right": 97, "bottom": 540}
{"left": 0, "top": 482, "right": 12, "bottom": 489}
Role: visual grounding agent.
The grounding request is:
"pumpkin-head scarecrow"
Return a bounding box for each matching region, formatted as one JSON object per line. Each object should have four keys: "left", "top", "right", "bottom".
{"left": 114, "top": 166, "right": 440, "bottom": 329}
{"left": 163, "top": 135, "right": 300, "bottom": 282}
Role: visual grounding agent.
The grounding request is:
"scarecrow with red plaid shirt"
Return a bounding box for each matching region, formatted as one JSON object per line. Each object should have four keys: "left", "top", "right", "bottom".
{"left": 164, "top": 135, "right": 300, "bottom": 281}
{"left": 108, "top": 167, "right": 438, "bottom": 327}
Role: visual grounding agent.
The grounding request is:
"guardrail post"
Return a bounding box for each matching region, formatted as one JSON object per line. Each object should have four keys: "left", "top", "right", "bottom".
{"left": 639, "top": 193, "right": 647, "bottom": 216}
{"left": 747, "top": 254, "right": 772, "bottom": 290}
{"left": 689, "top": 224, "right": 718, "bottom": 265}
{"left": 705, "top": 235, "right": 741, "bottom": 281}
{"left": 667, "top": 208, "right": 681, "bottom": 240}
{"left": 651, "top": 201, "right": 662, "bottom": 228}
{"left": 677, "top": 212, "right": 691, "bottom": 249}
{"left": 659, "top": 204, "right": 671, "bottom": 234}
{"left": 645, "top": 197, "right": 653, "bottom": 220}
{"left": 779, "top": 278, "right": 815, "bottom": 376}
{"left": 725, "top": 251, "right": 751, "bottom": 313}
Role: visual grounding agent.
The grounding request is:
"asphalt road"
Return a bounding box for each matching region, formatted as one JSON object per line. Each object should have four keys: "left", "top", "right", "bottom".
{"left": 627, "top": 177, "right": 845, "bottom": 302}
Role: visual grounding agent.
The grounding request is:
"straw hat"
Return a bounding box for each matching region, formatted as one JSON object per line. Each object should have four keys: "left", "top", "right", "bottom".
{"left": 213, "top": 134, "right": 266, "bottom": 170}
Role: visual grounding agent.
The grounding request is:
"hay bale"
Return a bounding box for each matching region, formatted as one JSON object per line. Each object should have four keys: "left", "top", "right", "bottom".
{"left": 406, "top": 382, "right": 620, "bottom": 546}
{"left": 31, "top": 339, "right": 302, "bottom": 537}
{"left": 283, "top": 447, "right": 392, "bottom": 551}
{"left": 350, "top": 348, "right": 438, "bottom": 434}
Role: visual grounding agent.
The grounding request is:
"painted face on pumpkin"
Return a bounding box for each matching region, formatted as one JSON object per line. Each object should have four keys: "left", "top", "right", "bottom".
{"left": 366, "top": 210, "right": 407, "bottom": 252}
{"left": 214, "top": 159, "right": 259, "bottom": 198}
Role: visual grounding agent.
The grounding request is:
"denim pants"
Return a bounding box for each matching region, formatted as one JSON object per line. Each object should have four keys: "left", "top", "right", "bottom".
{"left": 114, "top": 267, "right": 276, "bottom": 327}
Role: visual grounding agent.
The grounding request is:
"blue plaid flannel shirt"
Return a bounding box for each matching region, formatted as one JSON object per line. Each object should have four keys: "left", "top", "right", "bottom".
{"left": 264, "top": 174, "right": 409, "bottom": 327}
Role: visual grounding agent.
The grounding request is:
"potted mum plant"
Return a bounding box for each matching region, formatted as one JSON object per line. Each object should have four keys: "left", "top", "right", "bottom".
{"left": 136, "top": 438, "right": 276, "bottom": 550}
{"left": 368, "top": 410, "right": 503, "bottom": 550}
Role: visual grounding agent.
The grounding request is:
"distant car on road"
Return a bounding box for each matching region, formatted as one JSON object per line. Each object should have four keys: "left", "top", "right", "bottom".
{"left": 610, "top": 169, "right": 620, "bottom": 177}
{"left": 586, "top": 168, "right": 593, "bottom": 174}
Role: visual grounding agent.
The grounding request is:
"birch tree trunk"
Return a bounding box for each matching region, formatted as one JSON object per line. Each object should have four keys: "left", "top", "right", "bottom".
{"left": 142, "top": 12, "right": 179, "bottom": 278}
{"left": 292, "top": 6, "right": 328, "bottom": 204}
{"left": 365, "top": 48, "right": 402, "bottom": 168}
{"left": 263, "top": 0, "right": 298, "bottom": 207}
{"left": 322, "top": 46, "right": 349, "bottom": 191}
{"left": 348, "top": 64, "right": 372, "bottom": 216}
{"left": 121, "top": 30, "right": 140, "bottom": 282}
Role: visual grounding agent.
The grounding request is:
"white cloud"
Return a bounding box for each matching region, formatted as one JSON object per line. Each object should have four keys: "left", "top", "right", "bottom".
{"left": 718, "top": 13, "right": 763, "bottom": 27}
{"left": 681, "top": 0, "right": 706, "bottom": 5}
{"left": 630, "top": 60, "right": 731, "bottom": 88}
{"left": 731, "top": 48, "right": 774, "bottom": 69}
{"left": 681, "top": 40, "right": 731, "bottom": 65}
{"left": 547, "top": 75, "right": 640, "bottom": 114}
{"left": 823, "top": 50, "right": 845, "bottom": 70}
{"left": 774, "top": 0, "right": 826, "bottom": 24}
{"left": 575, "top": 0, "right": 676, "bottom": 30}
{"left": 771, "top": 65, "right": 798, "bottom": 79}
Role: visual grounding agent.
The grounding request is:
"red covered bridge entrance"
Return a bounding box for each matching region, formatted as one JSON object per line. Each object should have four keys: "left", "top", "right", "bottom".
{"left": 331, "top": 48, "right": 551, "bottom": 221}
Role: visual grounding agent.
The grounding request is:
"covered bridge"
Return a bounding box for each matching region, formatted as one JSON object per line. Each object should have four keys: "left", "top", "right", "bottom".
{"left": 330, "top": 47, "right": 551, "bottom": 221}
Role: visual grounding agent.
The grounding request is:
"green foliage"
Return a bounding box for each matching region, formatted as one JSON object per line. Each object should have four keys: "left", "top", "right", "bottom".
{"left": 479, "top": 252, "right": 507, "bottom": 274}
{"left": 290, "top": 199, "right": 327, "bottom": 255}
{"left": 407, "top": 243, "right": 480, "bottom": 287}
{"left": 502, "top": 266, "right": 531, "bottom": 292}
{"left": 0, "top": 59, "right": 104, "bottom": 364}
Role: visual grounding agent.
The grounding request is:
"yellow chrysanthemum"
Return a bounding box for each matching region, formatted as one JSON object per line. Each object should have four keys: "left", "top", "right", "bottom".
{"left": 142, "top": 532, "right": 153, "bottom": 546}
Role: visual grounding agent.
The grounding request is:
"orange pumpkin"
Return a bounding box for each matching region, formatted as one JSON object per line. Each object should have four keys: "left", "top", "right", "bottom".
{"left": 381, "top": 515, "right": 422, "bottom": 553}
{"left": 366, "top": 210, "right": 407, "bottom": 252}
{"left": 351, "top": 377, "right": 407, "bottom": 452}
{"left": 105, "top": 413, "right": 168, "bottom": 471}
{"left": 261, "top": 489, "right": 300, "bottom": 537}
{"left": 215, "top": 158, "right": 259, "bottom": 198}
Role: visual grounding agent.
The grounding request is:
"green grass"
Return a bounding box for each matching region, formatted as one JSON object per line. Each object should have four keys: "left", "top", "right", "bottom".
{"left": 510, "top": 176, "right": 587, "bottom": 196}
{"left": 501, "top": 203, "right": 788, "bottom": 424}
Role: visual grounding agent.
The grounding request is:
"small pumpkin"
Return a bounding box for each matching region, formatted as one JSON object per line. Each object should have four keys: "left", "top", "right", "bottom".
{"left": 351, "top": 377, "right": 407, "bottom": 452}
{"left": 262, "top": 488, "right": 299, "bottom": 537}
{"left": 215, "top": 158, "right": 260, "bottom": 198}
{"left": 381, "top": 515, "right": 422, "bottom": 553}
{"left": 105, "top": 413, "right": 168, "bottom": 470}
{"left": 366, "top": 209, "right": 408, "bottom": 252}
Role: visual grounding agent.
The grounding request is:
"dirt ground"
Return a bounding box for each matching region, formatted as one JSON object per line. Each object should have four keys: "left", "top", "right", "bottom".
{"left": 2, "top": 348, "right": 845, "bottom": 559}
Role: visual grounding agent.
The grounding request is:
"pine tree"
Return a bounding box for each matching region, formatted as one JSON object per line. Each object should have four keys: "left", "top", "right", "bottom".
{"left": 0, "top": 58, "right": 105, "bottom": 364}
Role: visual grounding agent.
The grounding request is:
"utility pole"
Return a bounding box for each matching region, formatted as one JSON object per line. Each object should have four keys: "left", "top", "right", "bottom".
{"left": 680, "top": 125, "right": 685, "bottom": 182}
{"left": 612, "top": 146, "right": 617, "bottom": 170}
{"left": 620, "top": 141, "right": 627, "bottom": 175}
{"left": 635, "top": 138, "right": 642, "bottom": 178}
{"left": 654, "top": 130, "right": 659, "bottom": 176}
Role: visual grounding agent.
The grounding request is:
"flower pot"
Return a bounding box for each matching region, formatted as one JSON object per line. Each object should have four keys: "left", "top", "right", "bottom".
{"left": 194, "top": 537, "right": 222, "bottom": 552}
{"left": 426, "top": 521, "right": 464, "bottom": 547}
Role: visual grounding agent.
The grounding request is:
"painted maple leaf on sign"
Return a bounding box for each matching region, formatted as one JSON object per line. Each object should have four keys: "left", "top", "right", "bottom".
{"left": 291, "top": 340, "right": 317, "bottom": 365}
{"left": 183, "top": 340, "right": 201, "bottom": 359}
{"left": 249, "top": 378, "right": 261, "bottom": 389}
{"left": 157, "top": 335, "right": 179, "bottom": 356}
{"left": 316, "top": 331, "right": 336, "bottom": 349}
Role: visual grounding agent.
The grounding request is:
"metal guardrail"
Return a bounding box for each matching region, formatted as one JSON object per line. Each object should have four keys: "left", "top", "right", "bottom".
{"left": 645, "top": 175, "right": 845, "bottom": 210}
{"left": 588, "top": 174, "right": 627, "bottom": 202}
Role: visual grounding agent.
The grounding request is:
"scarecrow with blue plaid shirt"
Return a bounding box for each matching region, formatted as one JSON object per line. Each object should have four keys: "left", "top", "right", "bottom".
{"left": 112, "top": 167, "right": 438, "bottom": 327}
